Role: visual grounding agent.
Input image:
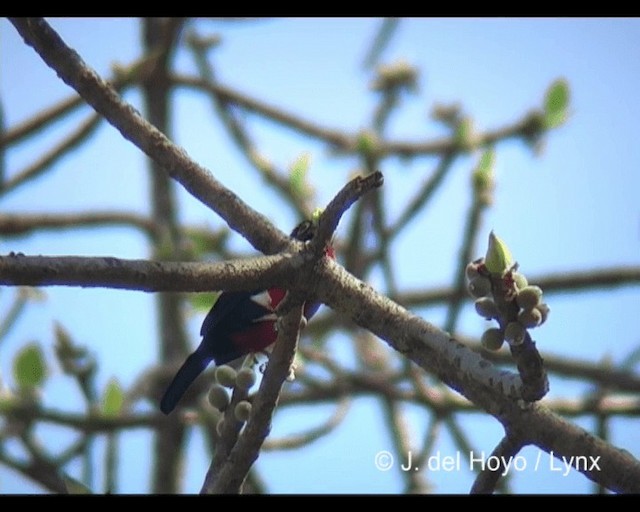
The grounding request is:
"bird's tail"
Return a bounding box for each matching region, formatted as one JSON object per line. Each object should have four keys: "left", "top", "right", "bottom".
{"left": 160, "top": 350, "right": 212, "bottom": 415}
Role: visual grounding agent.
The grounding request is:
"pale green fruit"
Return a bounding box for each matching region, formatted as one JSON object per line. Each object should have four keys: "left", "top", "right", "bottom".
{"left": 208, "top": 384, "right": 230, "bottom": 411}
{"left": 468, "top": 276, "right": 492, "bottom": 298}
{"left": 536, "top": 303, "right": 550, "bottom": 325}
{"left": 234, "top": 400, "right": 253, "bottom": 422}
{"left": 512, "top": 272, "right": 529, "bottom": 291}
{"left": 236, "top": 367, "right": 257, "bottom": 390}
{"left": 215, "top": 365, "right": 238, "bottom": 388}
{"left": 518, "top": 308, "right": 543, "bottom": 328}
{"left": 481, "top": 328, "right": 504, "bottom": 351}
{"left": 516, "top": 285, "right": 543, "bottom": 310}
{"left": 474, "top": 297, "right": 499, "bottom": 320}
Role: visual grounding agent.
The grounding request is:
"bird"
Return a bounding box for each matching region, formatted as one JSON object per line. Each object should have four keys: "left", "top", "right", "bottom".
{"left": 159, "top": 219, "right": 334, "bottom": 415}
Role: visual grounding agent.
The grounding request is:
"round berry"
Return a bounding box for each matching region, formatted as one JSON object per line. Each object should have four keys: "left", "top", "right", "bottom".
{"left": 215, "top": 365, "right": 238, "bottom": 388}
{"left": 208, "top": 384, "right": 230, "bottom": 411}
{"left": 234, "top": 400, "right": 253, "bottom": 422}
{"left": 235, "top": 367, "right": 257, "bottom": 390}
{"left": 480, "top": 328, "right": 504, "bottom": 351}
{"left": 474, "top": 297, "right": 499, "bottom": 320}
{"left": 518, "top": 308, "right": 542, "bottom": 328}
{"left": 536, "top": 303, "right": 550, "bottom": 325}
{"left": 512, "top": 272, "right": 528, "bottom": 291}
{"left": 465, "top": 261, "right": 481, "bottom": 281}
{"left": 516, "top": 285, "right": 543, "bottom": 310}
{"left": 468, "top": 276, "right": 491, "bottom": 298}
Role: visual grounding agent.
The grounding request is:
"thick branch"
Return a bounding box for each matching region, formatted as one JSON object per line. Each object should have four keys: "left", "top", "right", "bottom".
{"left": 312, "top": 258, "right": 640, "bottom": 493}
{"left": 0, "top": 253, "right": 300, "bottom": 292}
{"left": 8, "top": 18, "right": 288, "bottom": 254}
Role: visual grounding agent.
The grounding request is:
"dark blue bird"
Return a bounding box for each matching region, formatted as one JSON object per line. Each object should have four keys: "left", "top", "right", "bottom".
{"left": 160, "top": 220, "right": 333, "bottom": 415}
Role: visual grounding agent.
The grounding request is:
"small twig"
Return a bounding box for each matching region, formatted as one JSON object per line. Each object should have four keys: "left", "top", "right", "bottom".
{"left": 0, "top": 211, "right": 158, "bottom": 239}
{"left": 186, "top": 32, "right": 312, "bottom": 220}
{"left": 386, "top": 152, "right": 456, "bottom": 242}
{"left": 312, "top": 170, "right": 384, "bottom": 256}
{"left": 470, "top": 434, "right": 525, "bottom": 494}
{"left": 202, "top": 303, "right": 304, "bottom": 494}
{"left": 1, "top": 113, "right": 102, "bottom": 195}
{"left": 362, "top": 18, "right": 401, "bottom": 70}
{"left": 392, "top": 266, "right": 640, "bottom": 308}
{"left": 444, "top": 190, "right": 487, "bottom": 334}
{"left": 262, "top": 398, "right": 350, "bottom": 451}
{"left": 172, "top": 75, "right": 547, "bottom": 157}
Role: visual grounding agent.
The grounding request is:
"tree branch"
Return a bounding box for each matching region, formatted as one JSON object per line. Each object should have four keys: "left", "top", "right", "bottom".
{"left": 8, "top": 17, "right": 288, "bottom": 255}
{"left": 0, "top": 253, "right": 301, "bottom": 292}
{"left": 202, "top": 303, "right": 305, "bottom": 493}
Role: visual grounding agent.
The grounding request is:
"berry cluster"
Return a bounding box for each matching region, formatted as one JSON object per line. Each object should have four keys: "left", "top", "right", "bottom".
{"left": 466, "top": 232, "right": 550, "bottom": 352}
{"left": 207, "top": 364, "right": 258, "bottom": 431}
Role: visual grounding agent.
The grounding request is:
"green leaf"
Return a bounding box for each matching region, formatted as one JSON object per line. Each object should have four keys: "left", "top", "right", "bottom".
{"left": 472, "top": 148, "right": 496, "bottom": 199}
{"left": 187, "top": 230, "right": 215, "bottom": 257}
{"left": 189, "top": 291, "right": 221, "bottom": 313}
{"left": 484, "top": 231, "right": 514, "bottom": 276}
{"left": 13, "top": 342, "right": 47, "bottom": 390}
{"left": 288, "top": 152, "right": 312, "bottom": 197}
{"left": 356, "top": 130, "right": 379, "bottom": 157}
{"left": 543, "top": 78, "right": 570, "bottom": 129}
{"left": 454, "top": 117, "right": 474, "bottom": 150}
{"left": 102, "top": 378, "right": 124, "bottom": 417}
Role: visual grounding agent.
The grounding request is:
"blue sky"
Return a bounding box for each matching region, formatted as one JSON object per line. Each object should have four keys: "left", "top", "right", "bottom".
{"left": 1, "top": 18, "right": 639, "bottom": 494}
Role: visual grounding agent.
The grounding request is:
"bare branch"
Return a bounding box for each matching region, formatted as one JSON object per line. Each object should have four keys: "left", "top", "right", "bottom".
{"left": 8, "top": 17, "right": 288, "bottom": 254}
{"left": 203, "top": 303, "right": 304, "bottom": 494}
{"left": 470, "top": 435, "right": 525, "bottom": 494}
{"left": 0, "top": 253, "right": 300, "bottom": 292}
{"left": 0, "top": 212, "right": 158, "bottom": 238}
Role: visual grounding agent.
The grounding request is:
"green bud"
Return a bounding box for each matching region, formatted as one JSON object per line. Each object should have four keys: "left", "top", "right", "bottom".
{"left": 543, "top": 78, "right": 570, "bottom": 129}
{"left": 215, "top": 365, "right": 238, "bottom": 388}
{"left": 512, "top": 272, "right": 529, "bottom": 291}
{"left": 311, "top": 208, "right": 324, "bottom": 224}
{"left": 516, "top": 285, "right": 543, "bottom": 310}
{"left": 518, "top": 308, "right": 543, "bottom": 328}
{"left": 235, "top": 367, "right": 257, "bottom": 391}
{"left": 536, "top": 303, "right": 550, "bottom": 325}
{"left": 480, "top": 328, "right": 504, "bottom": 351}
{"left": 465, "top": 261, "right": 481, "bottom": 281}
{"left": 208, "top": 384, "right": 230, "bottom": 411}
{"left": 468, "top": 276, "right": 492, "bottom": 298}
{"left": 472, "top": 148, "right": 496, "bottom": 205}
{"left": 484, "top": 231, "right": 514, "bottom": 276}
{"left": 234, "top": 400, "right": 253, "bottom": 422}
{"left": 356, "top": 130, "right": 379, "bottom": 157}
{"left": 474, "top": 297, "right": 499, "bottom": 320}
{"left": 454, "top": 117, "right": 475, "bottom": 150}
{"left": 504, "top": 322, "right": 527, "bottom": 346}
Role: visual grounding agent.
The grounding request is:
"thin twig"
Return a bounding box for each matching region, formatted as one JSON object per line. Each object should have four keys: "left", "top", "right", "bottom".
{"left": 470, "top": 434, "right": 524, "bottom": 494}
{"left": 0, "top": 212, "right": 158, "bottom": 238}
